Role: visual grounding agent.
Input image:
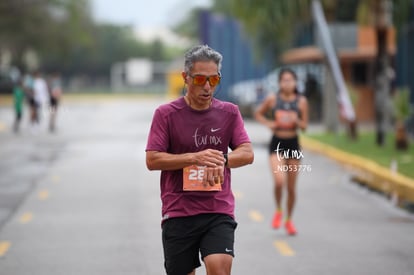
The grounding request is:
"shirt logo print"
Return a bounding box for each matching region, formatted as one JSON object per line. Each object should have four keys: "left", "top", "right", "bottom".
{"left": 193, "top": 128, "right": 223, "bottom": 148}
{"left": 211, "top": 128, "right": 221, "bottom": 133}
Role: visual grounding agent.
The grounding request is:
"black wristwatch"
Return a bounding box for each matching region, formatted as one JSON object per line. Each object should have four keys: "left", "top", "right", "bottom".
{"left": 223, "top": 153, "right": 228, "bottom": 167}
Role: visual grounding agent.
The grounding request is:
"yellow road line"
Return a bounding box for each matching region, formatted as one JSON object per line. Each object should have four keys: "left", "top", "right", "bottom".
{"left": 0, "top": 241, "right": 11, "bottom": 257}
{"left": 248, "top": 210, "right": 264, "bottom": 222}
{"left": 38, "top": 190, "right": 49, "bottom": 200}
{"left": 274, "top": 241, "right": 295, "bottom": 256}
{"left": 19, "top": 212, "right": 33, "bottom": 224}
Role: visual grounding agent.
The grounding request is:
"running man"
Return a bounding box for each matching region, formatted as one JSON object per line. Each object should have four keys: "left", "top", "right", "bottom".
{"left": 146, "top": 45, "right": 254, "bottom": 275}
{"left": 254, "top": 68, "right": 308, "bottom": 235}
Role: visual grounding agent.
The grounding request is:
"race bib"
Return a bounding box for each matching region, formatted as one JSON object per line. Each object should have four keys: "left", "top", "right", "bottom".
{"left": 183, "top": 165, "right": 222, "bottom": 191}
{"left": 275, "top": 110, "right": 297, "bottom": 129}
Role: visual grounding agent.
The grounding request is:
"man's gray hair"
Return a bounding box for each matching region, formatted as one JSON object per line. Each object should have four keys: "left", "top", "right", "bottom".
{"left": 184, "top": 45, "right": 222, "bottom": 74}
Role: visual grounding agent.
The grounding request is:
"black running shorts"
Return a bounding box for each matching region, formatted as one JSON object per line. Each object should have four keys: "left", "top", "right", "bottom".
{"left": 162, "top": 213, "right": 237, "bottom": 275}
{"left": 268, "top": 135, "right": 300, "bottom": 156}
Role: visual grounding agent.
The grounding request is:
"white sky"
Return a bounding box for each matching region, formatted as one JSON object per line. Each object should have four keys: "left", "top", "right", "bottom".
{"left": 91, "top": 0, "right": 212, "bottom": 29}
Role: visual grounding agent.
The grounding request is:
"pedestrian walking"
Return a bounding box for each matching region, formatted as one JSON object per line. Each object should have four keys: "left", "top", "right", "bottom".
{"left": 33, "top": 71, "right": 49, "bottom": 122}
{"left": 146, "top": 45, "right": 254, "bottom": 275}
{"left": 23, "top": 72, "right": 36, "bottom": 126}
{"left": 48, "top": 72, "right": 63, "bottom": 132}
{"left": 13, "top": 78, "right": 25, "bottom": 133}
{"left": 254, "top": 68, "right": 309, "bottom": 235}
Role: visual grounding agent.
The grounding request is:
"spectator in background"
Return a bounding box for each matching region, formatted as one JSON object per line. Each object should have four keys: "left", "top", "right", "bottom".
{"left": 48, "top": 72, "right": 63, "bottom": 132}
{"left": 13, "top": 78, "right": 25, "bottom": 133}
{"left": 23, "top": 72, "right": 37, "bottom": 126}
{"left": 32, "top": 70, "right": 49, "bottom": 130}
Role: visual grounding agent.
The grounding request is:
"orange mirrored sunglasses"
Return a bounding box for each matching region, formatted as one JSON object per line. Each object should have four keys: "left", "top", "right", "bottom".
{"left": 189, "top": 74, "right": 221, "bottom": 87}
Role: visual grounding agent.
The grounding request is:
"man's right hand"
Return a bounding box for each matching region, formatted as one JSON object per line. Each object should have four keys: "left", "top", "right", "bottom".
{"left": 195, "top": 149, "right": 225, "bottom": 186}
{"left": 194, "top": 149, "right": 225, "bottom": 167}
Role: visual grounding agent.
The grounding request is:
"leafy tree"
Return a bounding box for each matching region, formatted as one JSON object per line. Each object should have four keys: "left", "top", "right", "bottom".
{"left": 0, "top": 0, "right": 177, "bottom": 78}
{"left": 59, "top": 24, "right": 151, "bottom": 76}
{"left": 0, "top": 0, "right": 94, "bottom": 71}
{"left": 149, "top": 39, "right": 165, "bottom": 62}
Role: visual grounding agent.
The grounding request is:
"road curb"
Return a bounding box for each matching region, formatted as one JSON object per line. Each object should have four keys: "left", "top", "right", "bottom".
{"left": 301, "top": 135, "right": 414, "bottom": 204}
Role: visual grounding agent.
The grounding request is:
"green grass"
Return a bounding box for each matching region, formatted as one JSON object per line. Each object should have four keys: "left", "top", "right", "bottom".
{"left": 306, "top": 131, "right": 414, "bottom": 179}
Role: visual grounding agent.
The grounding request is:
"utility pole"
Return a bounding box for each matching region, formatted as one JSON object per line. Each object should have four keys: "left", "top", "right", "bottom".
{"left": 374, "top": 0, "right": 393, "bottom": 146}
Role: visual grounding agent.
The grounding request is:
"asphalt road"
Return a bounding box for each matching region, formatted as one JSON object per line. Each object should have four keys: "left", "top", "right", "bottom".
{"left": 0, "top": 97, "right": 414, "bottom": 275}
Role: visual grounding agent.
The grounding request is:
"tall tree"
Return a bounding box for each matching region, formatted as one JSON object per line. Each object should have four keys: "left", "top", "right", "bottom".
{"left": 149, "top": 39, "right": 165, "bottom": 62}
{"left": 61, "top": 24, "right": 151, "bottom": 76}
{"left": 374, "top": 0, "right": 393, "bottom": 147}
{"left": 0, "top": 0, "right": 94, "bottom": 71}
